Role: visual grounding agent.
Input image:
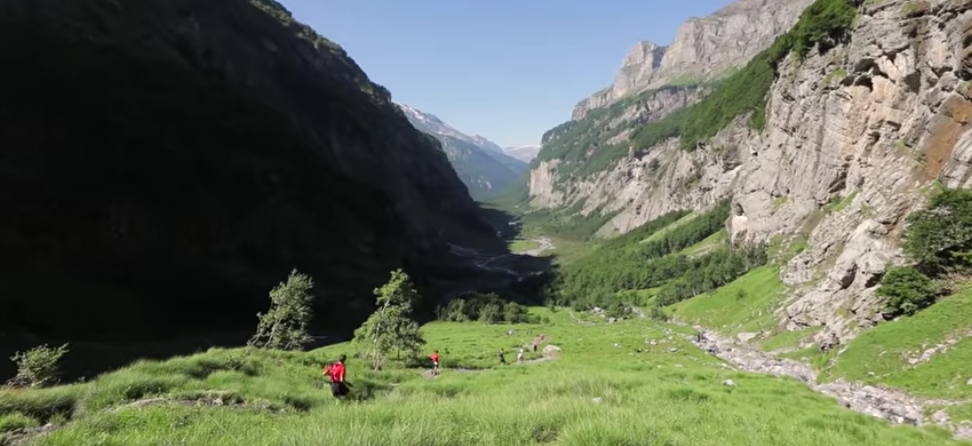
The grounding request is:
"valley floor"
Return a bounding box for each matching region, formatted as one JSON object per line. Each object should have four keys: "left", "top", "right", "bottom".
{"left": 1, "top": 309, "right": 966, "bottom": 446}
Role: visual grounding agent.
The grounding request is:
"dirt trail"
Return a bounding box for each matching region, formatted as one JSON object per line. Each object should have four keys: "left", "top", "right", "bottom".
{"left": 420, "top": 356, "right": 558, "bottom": 379}
{"left": 682, "top": 324, "right": 972, "bottom": 440}
{"left": 520, "top": 237, "right": 554, "bottom": 257}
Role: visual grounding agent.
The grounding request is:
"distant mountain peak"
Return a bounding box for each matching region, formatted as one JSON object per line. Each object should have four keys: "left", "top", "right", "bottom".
{"left": 503, "top": 144, "right": 542, "bottom": 163}
{"left": 397, "top": 103, "right": 527, "bottom": 200}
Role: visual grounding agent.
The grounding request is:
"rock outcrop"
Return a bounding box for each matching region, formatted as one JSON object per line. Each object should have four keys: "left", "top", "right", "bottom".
{"left": 572, "top": 0, "right": 814, "bottom": 120}
{"left": 530, "top": 0, "right": 972, "bottom": 348}
{"left": 0, "top": 0, "right": 501, "bottom": 347}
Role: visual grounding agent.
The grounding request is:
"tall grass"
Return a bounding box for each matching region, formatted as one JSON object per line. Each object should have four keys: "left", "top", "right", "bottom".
{"left": 1, "top": 310, "right": 963, "bottom": 445}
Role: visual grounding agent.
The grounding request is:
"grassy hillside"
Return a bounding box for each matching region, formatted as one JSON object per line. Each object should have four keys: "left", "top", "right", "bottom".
{"left": 0, "top": 310, "right": 961, "bottom": 446}
{"left": 545, "top": 202, "right": 770, "bottom": 311}
{"left": 792, "top": 285, "right": 972, "bottom": 399}
{"left": 668, "top": 266, "right": 788, "bottom": 337}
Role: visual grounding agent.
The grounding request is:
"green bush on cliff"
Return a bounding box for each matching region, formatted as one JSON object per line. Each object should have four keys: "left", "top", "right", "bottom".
{"left": 901, "top": 188, "right": 972, "bottom": 274}
{"left": 876, "top": 266, "right": 940, "bottom": 316}
{"left": 876, "top": 188, "right": 972, "bottom": 316}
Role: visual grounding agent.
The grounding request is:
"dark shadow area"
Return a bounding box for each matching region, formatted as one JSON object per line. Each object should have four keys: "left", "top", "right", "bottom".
{"left": 0, "top": 0, "right": 543, "bottom": 382}
{"left": 0, "top": 0, "right": 556, "bottom": 383}
{"left": 0, "top": 330, "right": 352, "bottom": 383}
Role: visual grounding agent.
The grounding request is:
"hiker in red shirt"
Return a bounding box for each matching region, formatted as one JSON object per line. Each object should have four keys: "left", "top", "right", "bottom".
{"left": 430, "top": 350, "right": 440, "bottom": 376}
{"left": 323, "top": 354, "right": 349, "bottom": 399}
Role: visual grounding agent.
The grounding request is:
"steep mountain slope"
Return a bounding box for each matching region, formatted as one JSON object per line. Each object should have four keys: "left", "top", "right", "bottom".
{"left": 572, "top": 0, "right": 815, "bottom": 120}
{"left": 524, "top": 0, "right": 813, "bottom": 209}
{"left": 503, "top": 144, "right": 542, "bottom": 163}
{"left": 398, "top": 104, "right": 527, "bottom": 200}
{"left": 527, "top": 0, "right": 972, "bottom": 353}
{"left": 0, "top": 0, "right": 502, "bottom": 344}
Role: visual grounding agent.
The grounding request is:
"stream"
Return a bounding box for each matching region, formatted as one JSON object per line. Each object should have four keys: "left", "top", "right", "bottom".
{"left": 682, "top": 325, "right": 972, "bottom": 440}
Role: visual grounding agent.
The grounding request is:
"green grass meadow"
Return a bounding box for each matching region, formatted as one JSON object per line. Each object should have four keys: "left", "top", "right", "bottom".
{"left": 1, "top": 309, "right": 965, "bottom": 446}
{"left": 509, "top": 239, "right": 542, "bottom": 253}
{"left": 668, "top": 266, "right": 788, "bottom": 337}
{"left": 818, "top": 285, "right": 972, "bottom": 399}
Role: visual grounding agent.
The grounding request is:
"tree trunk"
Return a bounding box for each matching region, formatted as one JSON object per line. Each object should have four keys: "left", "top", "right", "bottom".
{"left": 266, "top": 318, "right": 280, "bottom": 349}
{"left": 370, "top": 302, "right": 390, "bottom": 371}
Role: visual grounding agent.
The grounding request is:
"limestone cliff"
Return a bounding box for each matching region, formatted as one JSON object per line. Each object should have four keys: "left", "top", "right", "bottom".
{"left": 530, "top": 85, "right": 706, "bottom": 208}
{"left": 572, "top": 0, "right": 814, "bottom": 120}
{"left": 530, "top": 0, "right": 972, "bottom": 348}
{"left": 729, "top": 0, "right": 972, "bottom": 349}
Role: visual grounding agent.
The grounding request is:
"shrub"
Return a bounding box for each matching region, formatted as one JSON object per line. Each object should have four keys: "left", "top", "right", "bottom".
{"left": 8, "top": 344, "right": 69, "bottom": 388}
{"left": 902, "top": 188, "right": 972, "bottom": 274}
{"left": 876, "top": 266, "right": 940, "bottom": 316}
{"left": 478, "top": 303, "right": 502, "bottom": 325}
{"left": 436, "top": 293, "right": 540, "bottom": 324}
{"left": 604, "top": 302, "right": 632, "bottom": 319}
{"left": 736, "top": 289, "right": 748, "bottom": 300}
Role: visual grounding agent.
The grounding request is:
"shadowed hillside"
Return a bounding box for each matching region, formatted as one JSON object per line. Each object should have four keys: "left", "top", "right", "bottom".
{"left": 0, "top": 0, "right": 516, "bottom": 369}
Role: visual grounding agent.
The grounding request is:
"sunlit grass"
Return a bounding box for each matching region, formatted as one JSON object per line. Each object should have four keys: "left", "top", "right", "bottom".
{"left": 1, "top": 309, "right": 964, "bottom": 445}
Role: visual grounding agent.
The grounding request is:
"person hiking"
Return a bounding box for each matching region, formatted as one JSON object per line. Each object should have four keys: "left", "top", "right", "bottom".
{"left": 517, "top": 347, "right": 524, "bottom": 363}
{"left": 323, "top": 354, "right": 350, "bottom": 400}
{"left": 498, "top": 350, "right": 506, "bottom": 365}
{"left": 430, "top": 350, "right": 440, "bottom": 376}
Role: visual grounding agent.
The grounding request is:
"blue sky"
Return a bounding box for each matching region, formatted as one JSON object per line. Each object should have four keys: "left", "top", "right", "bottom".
{"left": 281, "top": 0, "right": 734, "bottom": 148}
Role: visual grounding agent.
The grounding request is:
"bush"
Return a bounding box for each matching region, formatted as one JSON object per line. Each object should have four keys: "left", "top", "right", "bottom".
{"left": 436, "top": 293, "right": 540, "bottom": 324}
{"left": 604, "top": 302, "right": 632, "bottom": 319}
{"left": 649, "top": 306, "right": 669, "bottom": 322}
{"left": 478, "top": 303, "right": 502, "bottom": 325}
{"left": 902, "top": 188, "right": 972, "bottom": 274}
{"left": 872, "top": 187, "right": 972, "bottom": 318}
{"left": 877, "top": 266, "right": 940, "bottom": 316}
{"left": 736, "top": 289, "right": 748, "bottom": 300}
{"left": 8, "top": 344, "right": 69, "bottom": 388}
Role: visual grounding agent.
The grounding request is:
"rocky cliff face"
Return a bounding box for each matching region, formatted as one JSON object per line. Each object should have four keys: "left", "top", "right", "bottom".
{"left": 729, "top": 0, "right": 972, "bottom": 349}
{"left": 398, "top": 103, "right": 528, "bottom": 200}
{"left": 0, "top": 0, "right": 499, "bottom": 342}
{"left": 530, "top": 0, "right": 972, "bottom": 348}
{"left": 572, "top": 0, "right": 814, "bottom": 120}
{"left": 530, "top": 85, "right": 706, "bottom": 208}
